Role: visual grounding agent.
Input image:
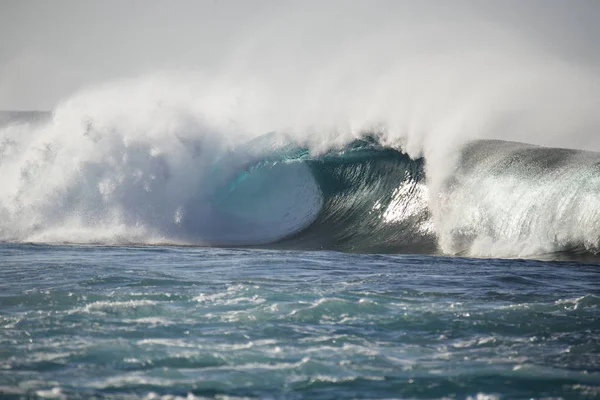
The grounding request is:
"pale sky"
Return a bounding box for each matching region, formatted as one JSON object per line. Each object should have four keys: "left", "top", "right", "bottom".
{"left": 1, "top": 0, "right": 599, "bottom": 110}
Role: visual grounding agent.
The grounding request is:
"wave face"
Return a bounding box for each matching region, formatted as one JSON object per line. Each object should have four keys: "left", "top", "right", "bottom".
{"left": 1, "top": 108, "right": 600, "bottom": 260}
{"left": 215, "top": 136, "right": 433, "bottom": 253}
{"left": 207, "top": 137, "right": 600, "bottom": 258}
{"left": 436, "top": 140, "right": 600, "bottom": 258}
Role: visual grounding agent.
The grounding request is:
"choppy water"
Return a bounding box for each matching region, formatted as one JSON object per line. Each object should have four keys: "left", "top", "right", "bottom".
{"left": 1, "top": 244, "right": 599, "bottom": 399}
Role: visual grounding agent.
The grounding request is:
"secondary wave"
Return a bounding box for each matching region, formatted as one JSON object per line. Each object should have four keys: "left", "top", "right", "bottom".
{"left": 436, "top": 140, "right": 600, "bottom": 258}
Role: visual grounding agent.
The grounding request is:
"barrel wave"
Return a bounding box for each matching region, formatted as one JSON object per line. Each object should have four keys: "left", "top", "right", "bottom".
{"left": 1, "top": 110, "right": 600, "bottom": 260}
{"left": 213, "top": 136, "right": 433, "bottom": 253}
{"left": 214, "top": 137, "right": 600, "bottom": 259}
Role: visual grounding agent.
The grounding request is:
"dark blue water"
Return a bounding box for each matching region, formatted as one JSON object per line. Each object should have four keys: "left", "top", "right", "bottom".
{"left": 1, "top": 244, "right": 599, "bottom": 399}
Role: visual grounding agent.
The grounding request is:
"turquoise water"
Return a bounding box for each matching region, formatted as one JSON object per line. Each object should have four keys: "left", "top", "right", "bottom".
{"left": 1, "top": 244, "right": 599, "bottom": 399}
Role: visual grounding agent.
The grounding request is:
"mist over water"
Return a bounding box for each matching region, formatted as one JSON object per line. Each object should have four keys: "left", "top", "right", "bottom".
{"left": 1, "top": 1, "right": 600, "bottom": 259}
{"left": 3, "top": 5, "right": 600, "bottom": 399}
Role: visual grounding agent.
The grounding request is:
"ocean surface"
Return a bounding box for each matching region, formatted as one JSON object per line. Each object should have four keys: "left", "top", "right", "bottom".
{"left": 2, "top": 96, "right": 600, "bottom": 400}
{"left": 2, "top": 2, "right": 600, "bottom": 397}
{"left": 1, "top": 243, "right": 599, "bottom": 400}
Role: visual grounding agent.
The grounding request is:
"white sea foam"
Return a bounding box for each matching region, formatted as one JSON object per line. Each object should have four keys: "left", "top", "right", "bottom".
{"left": 0, "top": 4, "right": 599, "bottom": 258}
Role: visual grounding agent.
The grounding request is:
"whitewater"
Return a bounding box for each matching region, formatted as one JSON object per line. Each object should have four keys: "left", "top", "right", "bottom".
{"left": 1, "top": 4, "right": 600, "bottom": 260}
{"left": 1, "top": 94, "right": 600, "bottom": 259}
{"left": 2, "top": 3, "right": 600, "bottom": 399}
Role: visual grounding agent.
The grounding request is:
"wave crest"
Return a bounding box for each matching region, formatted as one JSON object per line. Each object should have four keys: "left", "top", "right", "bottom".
{"left": 1, "top": 97, "right": 600, "bottom": 260}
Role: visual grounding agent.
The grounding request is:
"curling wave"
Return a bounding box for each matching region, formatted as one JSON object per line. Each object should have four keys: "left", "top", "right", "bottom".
{"left": 1, "top": 111, "right": 600, "bottom": 260}
{"left": 213, "top": 136, "right": 600, "bottom": 258}
{"left": 212, "top": 135, "right": 433, "bottom": 253}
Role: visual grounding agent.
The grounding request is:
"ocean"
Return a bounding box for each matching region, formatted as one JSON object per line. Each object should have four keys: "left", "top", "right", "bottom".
{"left": 1, "top": 244, "right": 599, "bottom": 399}
{"left": 1, "top": 95, "right": 600, "bottom": 400}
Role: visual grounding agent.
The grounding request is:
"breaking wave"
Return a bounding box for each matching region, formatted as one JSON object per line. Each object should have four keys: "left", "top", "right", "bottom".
{"left": 1, "top": 106, "right": 600, "bottom": 260}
